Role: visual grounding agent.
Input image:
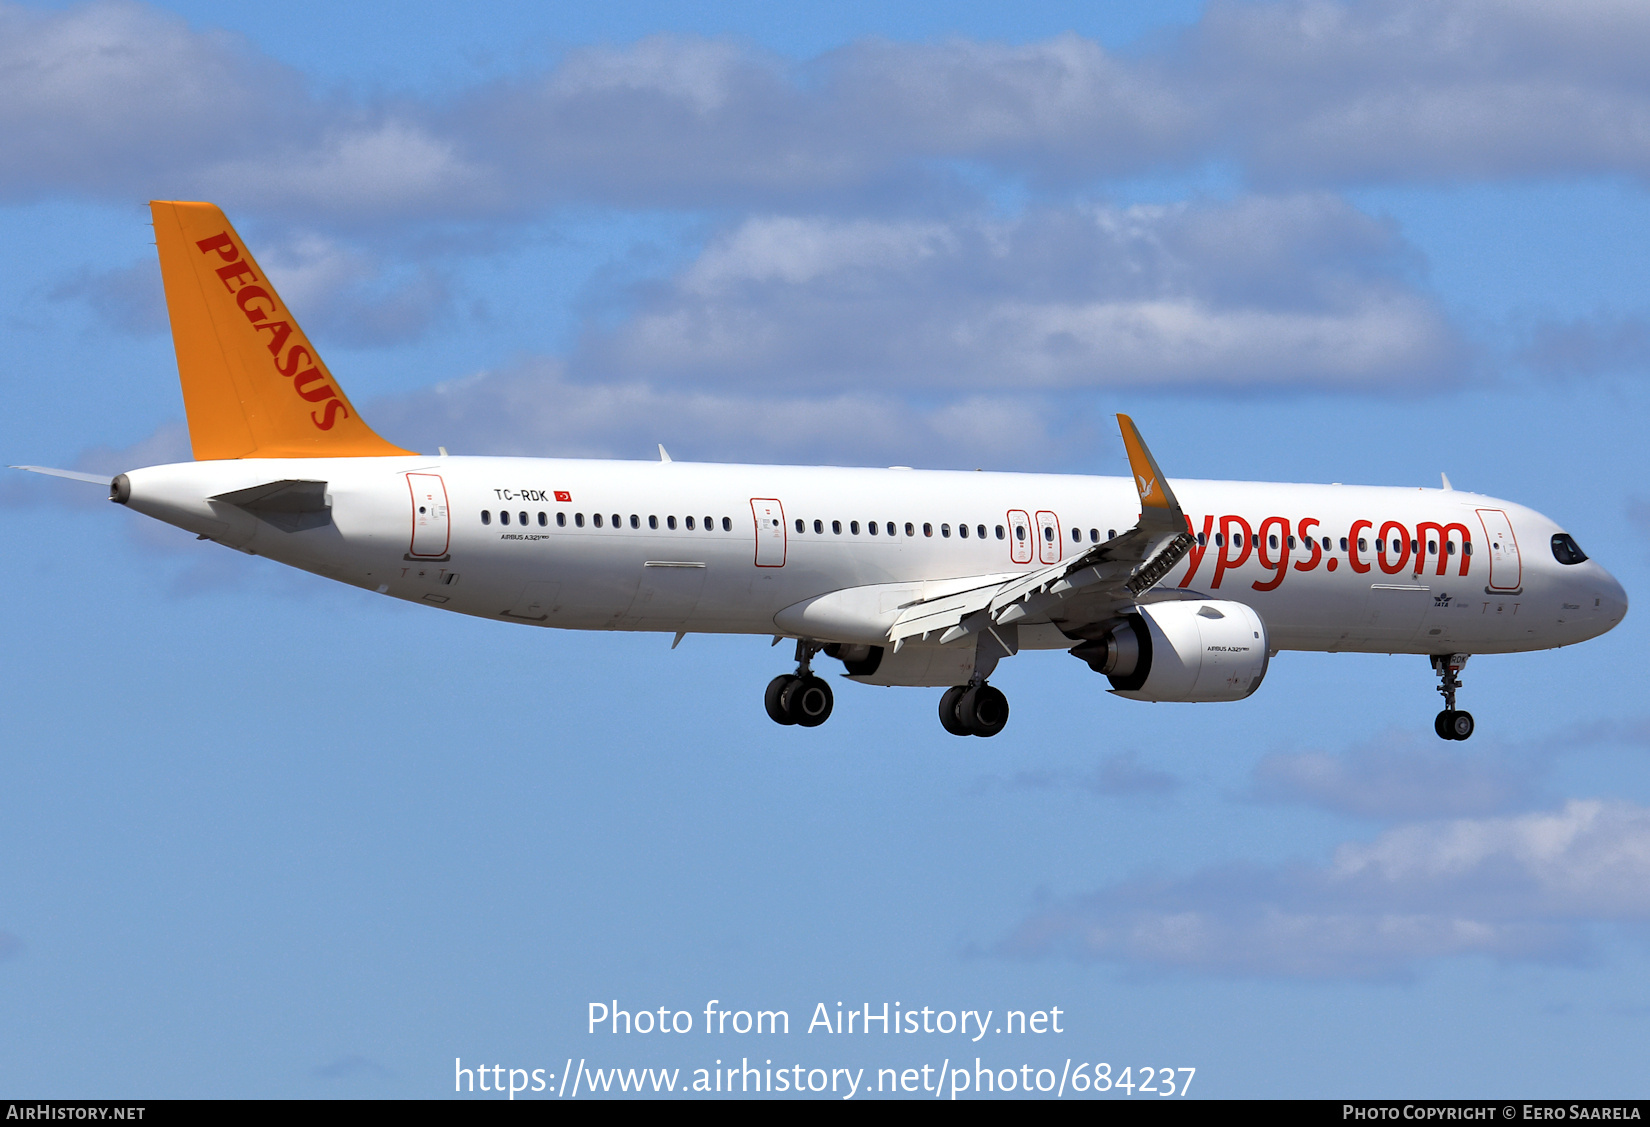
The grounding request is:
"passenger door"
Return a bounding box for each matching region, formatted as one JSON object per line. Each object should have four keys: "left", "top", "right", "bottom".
{"left": 407, "top": 473, "right": 450, "bottom": 559}
{"left": 1476, "top": 508, "right": 1522, "bottom": 591}
{"left": 751, "top": 499, "right": 787, "bottom": 567}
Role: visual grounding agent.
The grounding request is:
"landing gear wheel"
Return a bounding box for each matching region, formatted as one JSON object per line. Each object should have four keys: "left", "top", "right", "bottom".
{"left": 765, "top": 674, "right": 799, "bottom": 726}
{"left": 1435, "top": 710, "right": 1453, "bottom": 740}
{"left": 1447, "top": 710, "right": 1474, "bottom": 741}
{"left": 938, "top": 686, "right": 971, "bottom": 737}
{"left": 784, "top": 675, "right": 834, "bottom": 727}
{"left": 960, "top": 684, "right": 1010, "bottom": 738}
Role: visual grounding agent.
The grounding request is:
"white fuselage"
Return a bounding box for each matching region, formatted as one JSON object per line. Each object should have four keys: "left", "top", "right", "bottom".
{"left": 116, "top": 455, "right": 1627, "bottom": 662}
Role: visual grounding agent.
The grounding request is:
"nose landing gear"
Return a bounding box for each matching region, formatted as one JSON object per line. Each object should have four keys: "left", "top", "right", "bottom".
{"left": 939, "top": 681, "right": 1010, "bottom": 737}
{"left": 765, "top": 640, "right": 834, "bottom": 728}
{"left": 1431, "top": 653, "right": 1474, "bottom": 740}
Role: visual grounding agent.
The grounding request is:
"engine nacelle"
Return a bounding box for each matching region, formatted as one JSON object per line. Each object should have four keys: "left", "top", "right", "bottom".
{"left": 1070, "top": 600, "right": 1270, "bottom": 703}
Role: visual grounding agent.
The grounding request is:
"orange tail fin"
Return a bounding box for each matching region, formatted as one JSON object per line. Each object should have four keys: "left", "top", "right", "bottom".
{"left": 151, "top": 201, "right": 413, "bottom": 459}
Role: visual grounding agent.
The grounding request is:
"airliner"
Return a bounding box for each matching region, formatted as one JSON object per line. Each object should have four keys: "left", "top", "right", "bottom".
{"left": 15, "top": 203, "right": 1629, "bottom": 740}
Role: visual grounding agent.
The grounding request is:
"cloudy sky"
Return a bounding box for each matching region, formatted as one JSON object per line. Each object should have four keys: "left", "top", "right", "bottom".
{"left": 5, "top": 0, "right": 1650, "bottom": 1098}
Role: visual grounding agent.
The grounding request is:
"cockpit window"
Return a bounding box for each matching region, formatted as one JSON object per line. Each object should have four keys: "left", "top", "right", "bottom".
{"left": 1551, "top": 533, "right": 1589, "bottom": 565}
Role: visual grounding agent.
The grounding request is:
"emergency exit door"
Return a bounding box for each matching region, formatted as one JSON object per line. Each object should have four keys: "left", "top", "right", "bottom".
{"left": 1476, "top": 508, "right": 1522, "bottom": 591}
{"left": 407, "top": 473, "right": 450, "bottom": 558}
{"left": 751, "top": 498, "right": 787, "bottom": 567}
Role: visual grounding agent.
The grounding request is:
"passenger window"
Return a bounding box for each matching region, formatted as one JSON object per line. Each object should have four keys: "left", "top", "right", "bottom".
{"left": 1410, "top": 539, "right": 1418, "bottom": 554}
{"left": 869, "top": 521, "right": 879, "bottom": 536}
{"left": 575, "top": 513, "right": 585, "bottom": 527}
{"left": 1215, "top": 533, "right": 1224, "bottom": 547}
{"left": 814, "top": 520, "right": 823, "bottom": 534}
{"left": 1016, "top": 525, "right": 1027, "bottom": 541}
{"left": 1107, "top": 529, "right": 1116, "bottom": 541}
{"left": 538, "top": 512, "right": 547, "bottom": 527}
{"left": 612, "top": 514, "right": 621, "bottom": 529}
{"left": 1287, "top": 535, "right": 1295, "bottom": 549}
{"left": 977, "top": 525, "right": 987, "bottom": 539}
{"left": 1071, "top": 527, "right": 1081, "bottom": 542}
{"left": 592, "top": 513, "right": 601, "bottom": 527}
{"left": 906, "top": 522, "right": 916, "bottom": 537}
{"left": 1339, "top": 537, "right": 1347, "bottom": 550}
{"left": 686, "top": 516, "right": 696, "bottom": 530}
{"left": 1270, "top": 534, "right": 1279, "bottom": 549}
{"left": 941, "top": 523, "right": 951, "bottom": 537}
{"left": 1428, "top": 540, "right": 1437, "bottom": 555}
{"left": 667, "top": 516, "right": 677, "bottom": 530}
{"left": 500, "top": 511, "right": 511, "bottom": 526}
{"left": 795, "top": 519, "right": 804, "bottom": 533}
{"left": 721, "top": 517, "right": 731, "bottom": 532}
{"left": 958, "top": 524, "right": 968, "bottom": 538}
{"left": 1358, "top": 538, "right": 1367, "bottom": 551}
{"left": 887, "top": 522, "right": 896, "bottom": 536}
{"left": 1089, "top": 529, "right": 1099, "bottom": 542}
{"left": 1463, "top": 542, "right": 1473, "bottom": 556}
{"left": 994, "top": 525, "right": 1004, "bottom": 540}
{"left": 1322, "top": 537, "right": 1331, "bottom": 550}
{"left": 629, "top": 514, "right": 638, "bottom": 529}
{"left": 1551, "top": 533, "right": 1588, "bottom": 565}
{"left": 519, "top": 511, "right": 527, "bottom": 526}
{"left": 1375, "top": 538, "right": 1383, "bottom": 551}
{"left": 1197, "top": 532, "right": 1206, "bottom": 546}
{"left": 649, "top": 515, "right": 658, "bottom": 529}
{"left": 557, "top": 512, "right": 566, "bottom": 527}
{"left": 832, "top": 520, "right": 841, "bottom": 534}
{"left": 851, "top": 521, "right": 860, "bottom": 534}
{"left": 1234, "top": 534, "right": 1243, "bottom": 548}
{"left": 1043, "top": 526, "right": 1054, "bottom": 542}
{"left": 1446, "top": 540, "right": 1455, "bottom": 555}
{"left": 481, "top": 510, "right": 492, "bottom": 525}
{"left": 923, "top": 523, "right": 933, "bottom": 537}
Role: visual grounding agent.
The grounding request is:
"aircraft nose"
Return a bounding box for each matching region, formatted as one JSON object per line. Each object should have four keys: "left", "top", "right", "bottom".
{"left": 1595, "top": 566, "right": 1629, "bottom": 630}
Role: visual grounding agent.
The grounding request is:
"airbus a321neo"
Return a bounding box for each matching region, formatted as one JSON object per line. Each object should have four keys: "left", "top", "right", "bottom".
{"left": 15, "top": 203, "right": 1629, "bottom": 740}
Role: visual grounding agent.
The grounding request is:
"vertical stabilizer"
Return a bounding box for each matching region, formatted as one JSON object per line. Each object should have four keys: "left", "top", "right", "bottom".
{"left": 150, "top": 201, "right": 412, "bottom": 459}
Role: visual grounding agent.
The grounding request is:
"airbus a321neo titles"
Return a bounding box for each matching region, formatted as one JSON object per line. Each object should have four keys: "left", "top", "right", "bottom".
{"left": 16, "top": 203, "right": 1629, "bottom": 739}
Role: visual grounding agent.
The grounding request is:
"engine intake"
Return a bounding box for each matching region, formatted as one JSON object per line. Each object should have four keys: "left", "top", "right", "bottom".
{"left": 1070, "top": 600, "right": 1270, "bottom": 702}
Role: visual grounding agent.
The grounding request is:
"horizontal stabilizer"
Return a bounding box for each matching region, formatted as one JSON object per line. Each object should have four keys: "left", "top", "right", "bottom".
{"left": 212, "top": 479, "right": 331, "bottom": 533}
{"left": 10, "top": 465, "right": 112, "bottom": 486}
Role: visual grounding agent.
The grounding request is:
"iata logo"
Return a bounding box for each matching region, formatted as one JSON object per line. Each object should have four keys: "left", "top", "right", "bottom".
{"left": 195, "top": 231, "right": 351, "bottom": 431}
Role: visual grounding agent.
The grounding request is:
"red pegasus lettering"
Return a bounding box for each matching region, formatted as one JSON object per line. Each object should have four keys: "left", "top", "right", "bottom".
{"left": 1414, "top": 521, "right": 1473, "bottom": 577}
{"left": 215, "top": 260, "right": 256, "bottom": 292}
{"left": 1178, "top": 514, "right": 1216, "bottom": 587}
{"left": 1348, "top": 520, "right": 1373, "bottom": 574}
{"left": 1211, "top": 515, "right": 1255, "bottom": 589}
{"left": 234, "top": 284, "right": 275, "bottom": 323}
{"left": 311, "top": 399, "right": 350, "bottom": 430}
{"left": 1293, "top": 517, "right": 1323, "bottom": 572}
{"left": 292, "top": 369, "right": 337, "bottom": 402}
{"left": 1252, "top": 516, "right": 1290, "bottom": 592}
{"left": 253, "top": 320, "right": 292, "bottom": 356}
{"left": 276, "top": 344, "right": 313, "bottom": 377}
{"left": 195, "top": 232, "right": 238, "bottom": 262}
{"left": 1378, "top": 520, "right": 1411, "bottom": 575}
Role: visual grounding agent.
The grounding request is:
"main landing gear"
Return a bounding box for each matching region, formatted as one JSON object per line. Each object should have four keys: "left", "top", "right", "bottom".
{"left": 765, "top": 640, "right": 834, "bottom": 728}
{"left": 1431, "top": 653, "right": 1474, "bottom": 741}
{"left": 938, "top": 681, "right": 1010, "bottom": 738}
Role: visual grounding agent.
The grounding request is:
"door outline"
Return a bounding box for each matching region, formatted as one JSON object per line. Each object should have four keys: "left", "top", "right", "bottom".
{"left": 1036, "top": 510, "right": 1062, "bottom": 565}
{"left": 1476, "top": 508, "right": 1522, "bottom": 592}
{"left": 407, "top": 472, "right": 451, "bottom": 559}
{"left": 751, "top": 498, "right": 787, "bottom": 567}
{"left": 1007, "top": 509, "right": 1033, "bottom": 565}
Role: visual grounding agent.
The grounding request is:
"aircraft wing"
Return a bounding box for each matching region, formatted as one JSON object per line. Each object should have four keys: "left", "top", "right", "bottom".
{"left": 887, "top": 415, "right": 1194, "bottom": 648}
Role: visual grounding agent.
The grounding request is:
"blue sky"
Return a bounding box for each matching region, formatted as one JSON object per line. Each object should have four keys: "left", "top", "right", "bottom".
{"left": 5, "top": 0, "right": 1650, "bottom": 1098}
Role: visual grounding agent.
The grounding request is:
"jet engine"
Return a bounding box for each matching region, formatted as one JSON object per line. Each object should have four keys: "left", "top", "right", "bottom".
{"left": 1069, "top": 600, "right": 1270, "bottom": 703}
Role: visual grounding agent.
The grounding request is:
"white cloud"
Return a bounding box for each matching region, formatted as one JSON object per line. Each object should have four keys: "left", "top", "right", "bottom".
{"left": 1003, "top": 798, "right": 1650, "bottom": 978}
{"left": 1249, "top": 731, "right": 1546, "bottom": 818}
{"left": 578, "top": 197, "right": 1463, "bottom": 391}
